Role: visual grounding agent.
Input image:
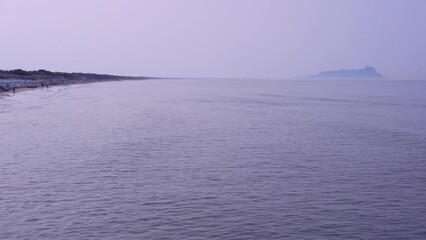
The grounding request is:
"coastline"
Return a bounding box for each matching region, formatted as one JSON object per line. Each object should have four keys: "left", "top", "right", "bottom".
{"left": 0, "top": 77, "right": 150, "bottom": 96}
{"left": 0, "top": 69, "right": 153, "bottom": 95}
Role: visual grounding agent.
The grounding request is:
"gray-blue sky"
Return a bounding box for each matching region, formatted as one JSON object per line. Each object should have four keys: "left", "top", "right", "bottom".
{"left": 1, "top": 0, "right": 425, "bottom": 79}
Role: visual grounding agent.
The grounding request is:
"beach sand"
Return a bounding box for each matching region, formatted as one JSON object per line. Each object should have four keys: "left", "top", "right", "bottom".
{"left": 0, "top": 88, "right": 36, "bottom": 97}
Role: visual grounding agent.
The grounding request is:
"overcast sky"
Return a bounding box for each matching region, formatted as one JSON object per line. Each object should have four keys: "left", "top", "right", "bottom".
{"left": 1, "top": 0, "right": 425, "bottom": 79}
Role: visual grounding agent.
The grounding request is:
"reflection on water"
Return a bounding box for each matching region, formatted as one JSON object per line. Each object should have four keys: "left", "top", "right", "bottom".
{"left": 1, "top": 79, "right": 426, "bottom": 239}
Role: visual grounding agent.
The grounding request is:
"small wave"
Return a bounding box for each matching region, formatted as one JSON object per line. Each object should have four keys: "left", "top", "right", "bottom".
{"left": 35, "top": 87, "right": 62, "bottom": 100}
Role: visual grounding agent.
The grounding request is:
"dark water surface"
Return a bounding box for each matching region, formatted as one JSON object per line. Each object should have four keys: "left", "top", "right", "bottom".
{"left": 1, "top": 79, "right": 425, "bottom": 239}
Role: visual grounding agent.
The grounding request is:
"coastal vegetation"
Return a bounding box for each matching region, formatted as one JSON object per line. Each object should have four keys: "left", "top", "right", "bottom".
{"left": 0, "top": 69, "right": 150, "bottom": 92}
{"left": 0, "top": 69, "right": 148, "bottom": 82}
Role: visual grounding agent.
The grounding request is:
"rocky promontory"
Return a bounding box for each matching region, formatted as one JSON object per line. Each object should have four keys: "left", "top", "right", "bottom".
{"left": 302, "top": 66, "right": 386, "bottom": 80}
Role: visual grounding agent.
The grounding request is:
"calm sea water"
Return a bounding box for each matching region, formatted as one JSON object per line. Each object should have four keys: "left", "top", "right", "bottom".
{"left": 1, "top": 79, "right": 425, "bottom": 239}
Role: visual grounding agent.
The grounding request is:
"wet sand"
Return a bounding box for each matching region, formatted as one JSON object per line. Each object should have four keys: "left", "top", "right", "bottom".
{"left": 0, "top": 88, "right": 35, "bottom": 97}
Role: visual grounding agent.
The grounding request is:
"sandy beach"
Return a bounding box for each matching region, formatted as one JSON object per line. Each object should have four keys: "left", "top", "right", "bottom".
{"left": 0, "top": 88, "right": 35, "bottom": 97}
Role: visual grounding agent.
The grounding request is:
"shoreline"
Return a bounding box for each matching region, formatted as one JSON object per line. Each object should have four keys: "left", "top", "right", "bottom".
{"left": 0, "top": 87, "right": 36, "bottom": 97}
{"left": 0, "top": 69, "right": 154, "bottom": 95}
{"left": 0, "top": 77, "right": 150, "bottom": 96}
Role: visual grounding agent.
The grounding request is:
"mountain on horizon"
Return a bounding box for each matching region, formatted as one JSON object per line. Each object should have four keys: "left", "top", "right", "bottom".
{"left": 302, "top": 66, "right": 386, "bottom": 80}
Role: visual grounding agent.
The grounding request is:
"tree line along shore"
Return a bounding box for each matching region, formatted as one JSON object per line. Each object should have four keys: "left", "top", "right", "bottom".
{"left": 0, "top": 69, "right": 150, "bottom": 92}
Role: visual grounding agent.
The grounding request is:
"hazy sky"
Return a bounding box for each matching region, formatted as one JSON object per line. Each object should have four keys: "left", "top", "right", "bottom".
{"left": 1, "top": 0, "right": 425, "bottom": 79}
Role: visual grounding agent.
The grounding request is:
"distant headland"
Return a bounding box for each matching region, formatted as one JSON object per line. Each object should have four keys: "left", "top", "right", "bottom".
{"left": 301, "top": 66, "right": 386, "bottom": 80}
{"left": 0, "top": 69, "right": 153, "bottom": 93}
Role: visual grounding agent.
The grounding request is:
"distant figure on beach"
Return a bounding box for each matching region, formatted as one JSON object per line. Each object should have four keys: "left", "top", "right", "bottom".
{"left": 12, "top": 88, "right": 16, "bottom": 94}
{"left": 41, "top": 83, "right": 44, "bottom": 89}
{"left": 47, "top": 85, "right": 49, "bottom": 89}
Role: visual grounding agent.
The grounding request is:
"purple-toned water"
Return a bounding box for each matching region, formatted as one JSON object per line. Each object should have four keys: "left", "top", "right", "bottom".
{"left": 1, "top": 79, "right": 425, "bottom": 239}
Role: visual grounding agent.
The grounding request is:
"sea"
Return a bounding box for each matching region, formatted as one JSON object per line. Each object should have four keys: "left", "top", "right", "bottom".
{"left": 0, "top": 79, "right": 425, "bottom": 239}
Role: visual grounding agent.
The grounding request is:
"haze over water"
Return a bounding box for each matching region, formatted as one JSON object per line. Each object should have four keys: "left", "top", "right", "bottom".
{"left": 1, "top": 79, "right": 425, "bottom": 239}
